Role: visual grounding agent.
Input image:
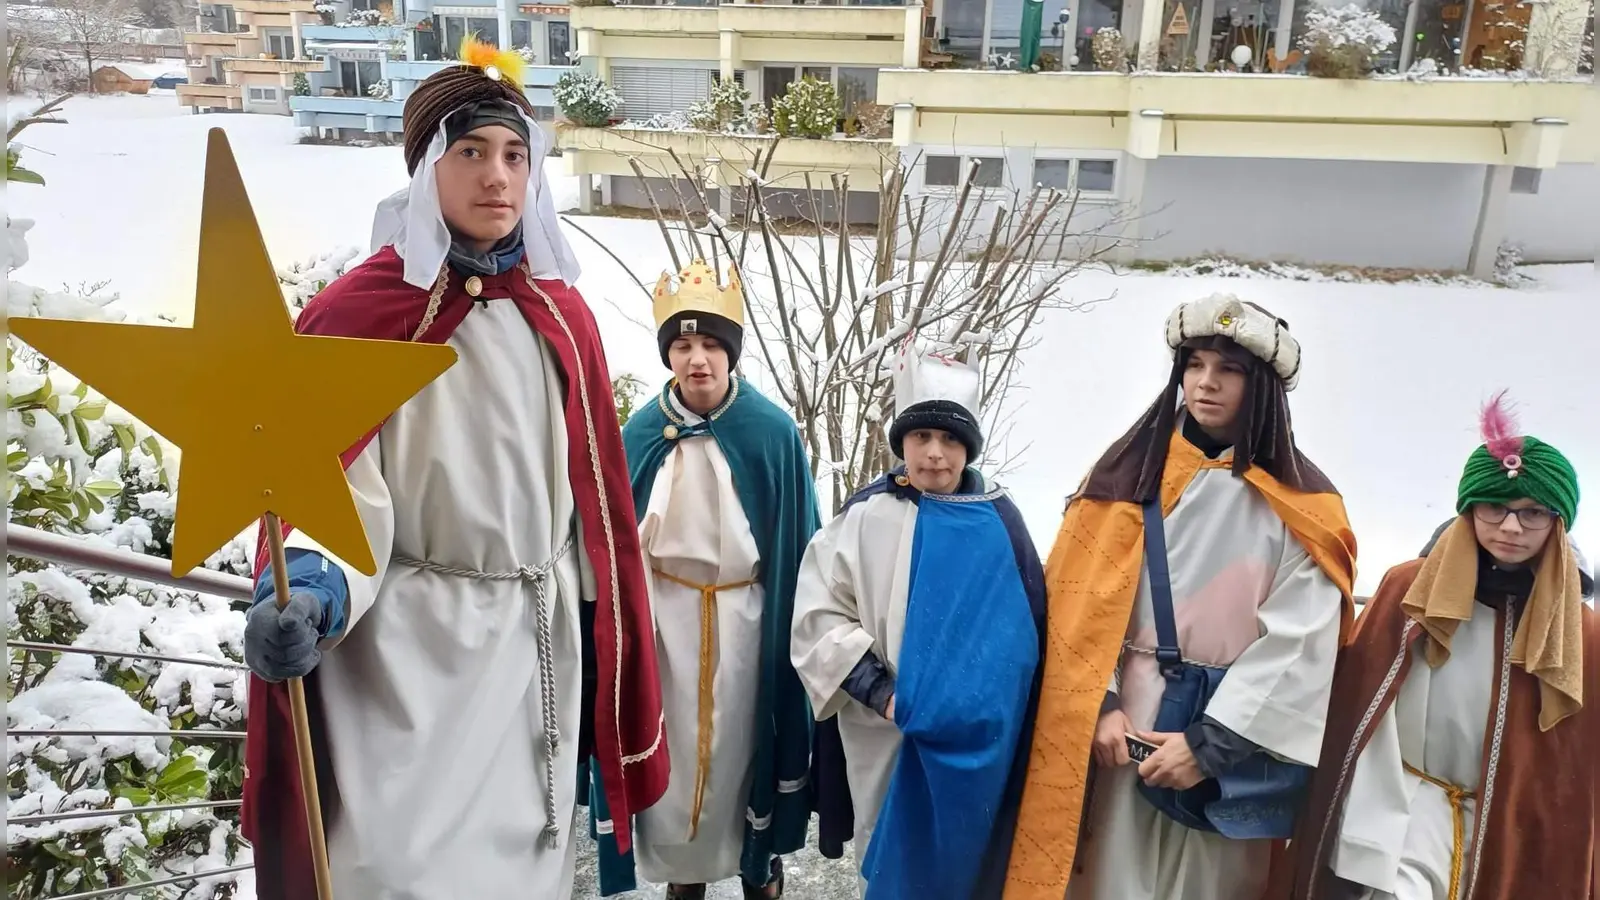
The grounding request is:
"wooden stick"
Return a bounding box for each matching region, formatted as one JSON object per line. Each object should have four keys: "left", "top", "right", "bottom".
{"left": 264, "top": 512, "right": 335, "bottom": 900}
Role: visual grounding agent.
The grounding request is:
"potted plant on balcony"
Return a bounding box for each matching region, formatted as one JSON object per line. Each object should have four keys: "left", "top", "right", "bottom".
{"left": 552, "top": 70, "right": 622, "bottom": 127}
{"left": 771, "top": 75, "right": 841, "bottom": 139}
{"left": 1300, "top": 4, "right": 1396, "bottom": 78}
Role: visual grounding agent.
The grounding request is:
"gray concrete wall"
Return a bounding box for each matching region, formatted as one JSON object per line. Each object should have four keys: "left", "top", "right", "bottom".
{"left": 1137, "top": 157, "right": 1487, "bottom": 271}
{"left": 608, "top": 175, "right": 879, "bottom": 225}
{"left": 1505, "top": 163, "right": 1600, "bottom": 263}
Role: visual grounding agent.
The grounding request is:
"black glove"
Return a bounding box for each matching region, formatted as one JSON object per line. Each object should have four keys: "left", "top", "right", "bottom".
{"left": 244, "top": 591, "right": 327, "bottom": 682}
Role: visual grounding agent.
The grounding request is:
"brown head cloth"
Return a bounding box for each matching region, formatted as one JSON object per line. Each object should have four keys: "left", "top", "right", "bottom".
{"left": 402, "top": 66, "right": 536, "bottom": 174}
{"left": 1078, "top": 334, "right": 1336, "bottom": 504}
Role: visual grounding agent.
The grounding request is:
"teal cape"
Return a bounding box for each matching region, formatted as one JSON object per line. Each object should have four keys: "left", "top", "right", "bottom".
{"left": 584, "top": 377, "right": 821, "bottom": 894}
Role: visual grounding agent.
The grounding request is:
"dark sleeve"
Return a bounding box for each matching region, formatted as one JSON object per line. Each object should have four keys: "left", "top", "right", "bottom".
{"left": 1100, "top": 690, "right": 1122, "bottom": 716}
{"left": 1184, "top": 716, "right": 1262, "bottom": 777}
{"left": 841, "top": 649, "right": 896, "bottom": 717}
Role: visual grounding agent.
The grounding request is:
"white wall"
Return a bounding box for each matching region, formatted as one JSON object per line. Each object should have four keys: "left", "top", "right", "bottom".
{"left": 1137, "top": 156, "right": 1487, "bottom": 271}
{"left": 1505, "top": 163, "right": 1600, "bottom": 264}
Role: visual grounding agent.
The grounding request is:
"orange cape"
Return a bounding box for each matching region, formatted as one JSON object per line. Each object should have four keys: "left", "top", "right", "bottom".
{"left": 1002, "top": 431, "right": 1357, "bottom": 900}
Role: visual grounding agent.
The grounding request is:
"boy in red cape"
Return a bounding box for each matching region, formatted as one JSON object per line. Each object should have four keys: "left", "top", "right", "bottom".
{"left": 238, "top": 42, "right": 668, "bottom": 899}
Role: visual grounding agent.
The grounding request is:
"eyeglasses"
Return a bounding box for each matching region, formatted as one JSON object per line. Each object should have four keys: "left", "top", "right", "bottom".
{"left": 1473, "top": 503, "right": 1558, "bottom": 531}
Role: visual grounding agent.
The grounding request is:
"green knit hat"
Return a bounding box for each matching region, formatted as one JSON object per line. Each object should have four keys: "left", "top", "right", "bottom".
{"left": 1455, "top": 393, "right": 1580, "bottom": 526}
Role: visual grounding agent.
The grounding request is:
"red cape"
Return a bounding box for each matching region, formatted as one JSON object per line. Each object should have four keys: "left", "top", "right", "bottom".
{"left": 241, "top": 247, "right": 668, "bottom": 900}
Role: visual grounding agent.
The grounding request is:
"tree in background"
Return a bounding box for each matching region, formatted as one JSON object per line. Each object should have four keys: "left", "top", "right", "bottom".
{"left": 51, "top": 0, "right": 140, "bottom": 91}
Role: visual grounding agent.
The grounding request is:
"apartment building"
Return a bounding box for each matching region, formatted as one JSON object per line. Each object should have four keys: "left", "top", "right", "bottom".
{"left": 181, "top": 0, "right": 574, "bottom": 142}
{"left": 560, "top": 0, "right": 1599, "bottom": 275}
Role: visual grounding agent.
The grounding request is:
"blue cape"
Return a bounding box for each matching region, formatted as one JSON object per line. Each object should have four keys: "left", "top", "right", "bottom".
{"left": 587, "top": 377, "right": 821, "bottom": 893}
{"left": 820, "top": 468, "right": 1046, "bottom": 899}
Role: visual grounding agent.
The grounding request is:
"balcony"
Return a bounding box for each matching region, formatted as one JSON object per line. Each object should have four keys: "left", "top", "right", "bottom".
{"left": 299, "top": 23, "right": 408, "bottom": 42}
{"left": 184, "top": 29, "right": 248, "bottom": 46}
{"left": 223, "top": 57, "right": 330, "bottom": 74}
{"left": 570, "top": 3, "right": 719, "bottom": 35}
{"left": 876, "top": 69, "right": 1598, "bottom": 168}
{"left": 177, "top": 82, "right": 243, "bottom": 110}
{"left": 575, "top": 0, "right": 919, "bottom": 67}
{"left": 231, "top": 0, "right": 319, "bottom": 11}
{"left": 558, "top": 125, "right": 893, "bottom": 187}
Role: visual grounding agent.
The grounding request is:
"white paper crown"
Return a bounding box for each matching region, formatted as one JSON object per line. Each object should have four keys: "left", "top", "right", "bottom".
{"left": 892, "top": 339, "right": 982, "bottom": 419}
{"left": 1164, "top": 293, "right": 1301, "bottom": 390}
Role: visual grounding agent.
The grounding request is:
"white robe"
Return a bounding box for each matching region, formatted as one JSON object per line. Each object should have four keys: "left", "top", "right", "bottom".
{"left": 1331, "top": 605, "right": 1501, "bottom": 900}
{"left": 790, "top": 490, "right": 919, "bottom": 884}
{"left": 633, "top": 393, "right": 765, "bottom": 885}
{"left": 282, "top": 299, "right": 591, "bottom": 900}
{"left": 1069, "top": 464, "right": 1345, "bottom": 900}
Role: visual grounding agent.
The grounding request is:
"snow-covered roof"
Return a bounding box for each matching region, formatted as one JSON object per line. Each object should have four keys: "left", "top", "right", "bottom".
{"left": 95, "top": 61, "right": 186, "bottom": 81}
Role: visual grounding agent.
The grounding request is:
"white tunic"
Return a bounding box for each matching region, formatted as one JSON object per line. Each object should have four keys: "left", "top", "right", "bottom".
{"left": 791, "top": 491, "right": 919, "bottom": 882}
{"left": 633, "top": 393, "right": 765, "bottom": 885}
{"left": 281, "top": 299, "right": 591, "bottom": 900}
{"left": 1068, "top": 464, "right": 1344, "bottom": 900}
{"left": 1331, "top": 605, "right": 1500, "bottom": 900}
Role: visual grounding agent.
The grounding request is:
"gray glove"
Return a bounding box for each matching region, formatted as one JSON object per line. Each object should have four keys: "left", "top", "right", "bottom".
{"left": 244, "top": 592, "right": 326, "bottom": 682}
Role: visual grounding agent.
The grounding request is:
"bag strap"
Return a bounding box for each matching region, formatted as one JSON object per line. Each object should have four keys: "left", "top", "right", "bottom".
{"left": 1141, "top": 497, "right": 1183, "bottom": 675}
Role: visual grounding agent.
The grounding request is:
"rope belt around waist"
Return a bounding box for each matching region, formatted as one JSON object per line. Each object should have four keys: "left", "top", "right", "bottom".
{"left": 393, "top": 533, "right": 575, "bottom": 843}
{"left": 651, "top": 567, "right": 758, "bottom": 840}
{"left": 1403, "top": 761, "right": 1477, "bottom": 900}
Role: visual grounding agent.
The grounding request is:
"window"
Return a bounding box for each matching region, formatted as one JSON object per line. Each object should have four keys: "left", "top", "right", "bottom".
{"left": 548, "top": 21, "right": 570, "bottom": 64}
{"left": 262, "top": 28, "right": 295, "bottom": 59}
{"left": 510, "top": 20, "right": 533, "bottom": 56}
{"left": 247, "top": 86, "right": 279, "bottom": 102}
{"left": 762, "top": 66, "right": 796, "bottom": 105}
{"left": 761, "top": 65, "right": 880, "bottom": 109}
{"left": 531, "top": 105, "right": 556, "bottom": 121}
{"left": 608, "top": 66, "right": 717, "bottom": 120}
{"left": 926, "top": 155, "right": 961, "bottom": 187}
{"left": 925, "top": 154, "right": 1003, "bottom": 189}
{"left": 1030, "top": 157, "right": 1118, "bottom": 194}
{"left": 437, "top": 16, "right": 500, "bottom": 58}
{"left": 836, "top": 67, "right": 879, "bottom": 113}
{"left": 338, "top": 59, "right": 383, "bottom": 96}
{"left": 1032, "top": 158, "right": 1072, "bottom": 190}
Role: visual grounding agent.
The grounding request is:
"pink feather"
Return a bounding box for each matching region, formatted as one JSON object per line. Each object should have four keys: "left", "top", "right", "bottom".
{"left": 1479, "top": 390, "right": 1525, "bottom": 460}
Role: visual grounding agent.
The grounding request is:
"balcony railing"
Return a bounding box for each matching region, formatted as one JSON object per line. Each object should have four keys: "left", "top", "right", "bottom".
{"left": 6, "top": 523, "right": 256, "bottom": 900}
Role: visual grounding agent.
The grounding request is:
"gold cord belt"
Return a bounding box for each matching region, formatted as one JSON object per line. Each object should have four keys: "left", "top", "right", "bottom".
{"left": 1404, "top": 762, "right": 1477, "bottom": 900}
{"left": 652, "top": 567, "right": 758, "bottom": 839}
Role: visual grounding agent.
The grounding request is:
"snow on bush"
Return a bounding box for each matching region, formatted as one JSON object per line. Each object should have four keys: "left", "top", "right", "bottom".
{"left": 771, "top": 75, "right": 841, "bottom": 139}
{"left": 688, "top": 78, "right": 755, "bottom": 134}
{"left": 553, "top": 71, "right": 622, "bottom": 127}
{"left": 1300, "top": 5, "right": 1397, "bottom": 77}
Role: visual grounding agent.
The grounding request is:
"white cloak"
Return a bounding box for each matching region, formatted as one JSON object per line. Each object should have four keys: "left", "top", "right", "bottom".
{"left": 1331, "top": 604, "right": 1500, "bottom": 900}
{"left": 790, "top": 490, "right": 919, "bottom": 882}
{"left": 633, "top": 393, "right": 765, "bottom": 885}
{"left": 281, "top": 299, "right": 592, "bottom": 900}
{"left": 1068, "top": 463, "right": 1344, "bottom": 900}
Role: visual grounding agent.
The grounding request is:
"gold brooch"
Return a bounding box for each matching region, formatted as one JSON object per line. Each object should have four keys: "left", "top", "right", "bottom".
{"left": 663, "top": 424, "right": 680, "bottom": 440}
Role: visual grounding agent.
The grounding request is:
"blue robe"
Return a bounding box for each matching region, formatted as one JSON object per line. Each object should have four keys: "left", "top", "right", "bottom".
{"left": 584, "top": 377, "right": 821, "bottom": 893}
{"left": 822, "top": 468, "right": 1046, "bottom": 899}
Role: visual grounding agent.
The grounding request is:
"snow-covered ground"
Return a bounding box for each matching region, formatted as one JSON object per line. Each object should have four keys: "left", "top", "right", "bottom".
{"left": 14, "top": 92, "right": 1597, "bottom": 596}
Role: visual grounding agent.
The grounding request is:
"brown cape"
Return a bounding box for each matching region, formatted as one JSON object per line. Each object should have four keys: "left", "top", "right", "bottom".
{"left": 1268, "top": 559, "right": 1599, "bottom": 900}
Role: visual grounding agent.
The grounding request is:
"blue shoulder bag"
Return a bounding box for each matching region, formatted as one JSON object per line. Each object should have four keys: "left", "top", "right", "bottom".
{"left": 1134, "top": 497, "right": 1310, "bottom": 840}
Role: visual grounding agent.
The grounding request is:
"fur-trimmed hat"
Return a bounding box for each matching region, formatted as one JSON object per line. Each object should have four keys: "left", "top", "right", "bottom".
{"left": 1165, "top": 294, "right": 1301, "bottom": 390}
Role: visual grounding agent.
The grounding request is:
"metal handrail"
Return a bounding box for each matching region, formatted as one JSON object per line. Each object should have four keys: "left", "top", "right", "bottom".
{"left": 9, "top": 799, "right": 243, "bottom": 827}
{"left": 7, "top": 640, "right": 249, "bottom": 671}
{"left": 8, "top": 729, "right": 247, "bottom": 739}
{"left": 6, "top": 525, "right": 258, "bottom": 898}
{"left": 46, "top": 864, "right": 256, "bottom": 900}
{"left": 6, "top": 522, "right": 255, "bottom": 601}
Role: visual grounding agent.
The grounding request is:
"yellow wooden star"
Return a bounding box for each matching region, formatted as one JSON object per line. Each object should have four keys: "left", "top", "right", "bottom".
{"left": 11, "top": 128, "right": 456, "bottom": 578}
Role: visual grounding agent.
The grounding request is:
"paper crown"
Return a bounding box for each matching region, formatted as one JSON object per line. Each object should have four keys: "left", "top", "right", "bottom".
{"left": 892, "top": 339, "right": 982, "bottom": 418}
{"left": 653, "top": 259, "right": 745, "bottom": 329}
{"left": 459, "top": 35, "right": 525, "bottom": 89}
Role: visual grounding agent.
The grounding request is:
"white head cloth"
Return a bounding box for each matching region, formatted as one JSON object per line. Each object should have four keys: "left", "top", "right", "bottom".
{"left": 891, "top": 338, "right": 983, "bottom": 419}
{"left": 1164, "top": 293, "right": 1302, "bottom": 390}
{"left": 370, "top": 108, "right": 581, "bottom": 291}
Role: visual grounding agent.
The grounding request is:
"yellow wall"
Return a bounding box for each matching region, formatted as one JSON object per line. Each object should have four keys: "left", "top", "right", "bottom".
{"left": 880, "top": 70, "right": 1600, "bottom": 167}
{"left": 558, "top": 126, "right": 894, "bottom": 191}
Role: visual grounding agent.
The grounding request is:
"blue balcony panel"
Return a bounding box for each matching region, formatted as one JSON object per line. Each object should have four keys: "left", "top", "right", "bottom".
{"left": 300, "top": 24, "right": 408, "bottom": 42}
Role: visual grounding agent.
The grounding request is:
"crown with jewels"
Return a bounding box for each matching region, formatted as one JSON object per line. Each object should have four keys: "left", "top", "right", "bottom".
{"left": 652, "top": 258, "right": 745, "bottom": 329}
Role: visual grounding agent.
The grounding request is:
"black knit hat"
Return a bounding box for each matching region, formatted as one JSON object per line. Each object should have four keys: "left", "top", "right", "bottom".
{"left": 890, "top": 399, "right": 983, "bottom": 460}
{"left": 658, "top": 311, "right": 743, "bottom": 369}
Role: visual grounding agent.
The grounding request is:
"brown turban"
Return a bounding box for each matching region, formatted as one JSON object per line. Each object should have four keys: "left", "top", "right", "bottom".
{"left": 402, "top": 65, "right": 536, "bottom": 174}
